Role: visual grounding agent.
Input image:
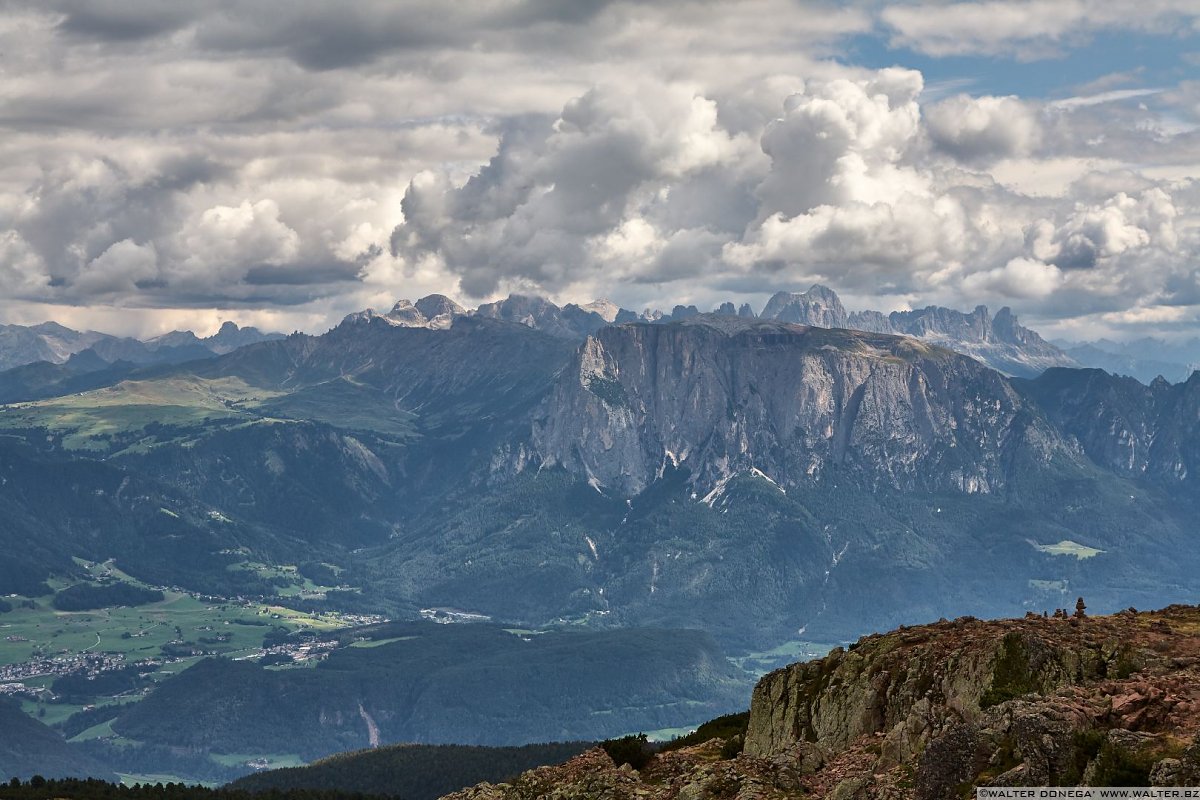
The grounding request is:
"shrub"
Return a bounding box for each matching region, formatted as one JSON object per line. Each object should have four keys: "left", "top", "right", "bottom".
{"left": 602, "top": 734, "right": 653, "bottom": 770}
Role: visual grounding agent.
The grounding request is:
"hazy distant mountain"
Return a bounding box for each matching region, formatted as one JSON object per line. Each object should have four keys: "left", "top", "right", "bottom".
{"left": 0, "top": 320, "right": 284, "bottom": 373}
{"left": 0, "top": 322, "right": 109, "bottom": 371}
{"left": 475, "top": 294, "right": 612, "bottom": 338}
{"left": 1056, "top": 337, "right": 1200, "bottom": 384}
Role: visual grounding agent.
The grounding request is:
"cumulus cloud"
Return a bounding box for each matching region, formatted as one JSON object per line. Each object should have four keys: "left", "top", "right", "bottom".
{"left": 1045, "top": 189, "right": 1178, "bottom": 270}
{"left": 391, "top": 84, "right": 761, "bottom": 296}
{"left": 0, "top": 0, "right": 1197, "bottom": 339}
{"left": 963, "top": 257, "right": 1063, "bottom": 299}
{"left": 76, "top": 239, "right": 159, "bottom": 296}
{"left": 0, "top": 231, "right": 50, "bottom": 296}
{"left": 754, "top": 69, "right": 925, "bottom": 216}
{"left": 391, "top": 63, "right": 1199, "bottom": 325}
{"left": 925, "top": 95, "right": 1042, "bottom": 162}
{"left": 174, "top": 200, "right": 300, "bottom": 280}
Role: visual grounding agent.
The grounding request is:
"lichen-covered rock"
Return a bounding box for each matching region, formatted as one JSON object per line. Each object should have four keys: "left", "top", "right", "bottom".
{"left": 1151, "top": 736, "right": 1200, "bottom": 786}
{"left": 744, "top": 616, "right": 1129, "bottom": 760}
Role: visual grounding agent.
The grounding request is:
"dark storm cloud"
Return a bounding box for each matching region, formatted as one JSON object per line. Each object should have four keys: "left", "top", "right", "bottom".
{"left": 30, "top": 0, "right": 625, "bottom": 71}
{"left": 50, "top": 0, "right": 196, "bottom": 41}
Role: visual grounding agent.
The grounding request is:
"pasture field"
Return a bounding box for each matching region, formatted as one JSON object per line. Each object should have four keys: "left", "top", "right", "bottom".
{"left": 0, "top": 558, "right": 350, "bottom": 668}
{"left": 1033, "top": 539, "right": 1105, "bottom": 559}
{"left": 0, "top": 374, "right": 415, "bottom": 453}
{"left": 0, "top": 376, "right": 281, "bottom": 451}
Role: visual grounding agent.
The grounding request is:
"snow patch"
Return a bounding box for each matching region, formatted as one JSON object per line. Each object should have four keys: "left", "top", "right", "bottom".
{"left": 700, "top": 472, "right": 736, "bottom": 507}
{"left": 749, "top": 467, "right": 786, "bottom": 494}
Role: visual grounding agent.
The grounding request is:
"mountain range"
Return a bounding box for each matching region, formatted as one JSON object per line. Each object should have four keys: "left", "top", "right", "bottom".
{"left": 2, "top": 286, "right": 1200, "bottom": 777}
{"left": 1056, "top": 336, "right": 1200, "bottom": 385}
{"left": 4, "top": 286, "right": 1187, "bottom": 389}
{"left": 1, "top": 305, "right": 1197, "bottom": 644}
{"left": 340, "top": 285, "right": 1076, "bottom": 379}
{"left": 0, "top": 320, "right": 283, "bottom": 373}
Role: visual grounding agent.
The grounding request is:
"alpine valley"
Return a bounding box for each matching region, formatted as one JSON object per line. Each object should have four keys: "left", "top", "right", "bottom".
{"left": 1, "top": 285, "right": 1198, "bottom": 785}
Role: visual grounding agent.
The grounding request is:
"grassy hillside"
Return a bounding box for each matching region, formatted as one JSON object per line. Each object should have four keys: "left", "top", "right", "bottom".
{"left": 0, "top": 376, "right": 279, "bottom": 452}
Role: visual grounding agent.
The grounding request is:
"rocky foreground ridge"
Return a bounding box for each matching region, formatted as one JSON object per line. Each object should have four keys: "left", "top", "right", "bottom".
{"left": 442, "top": 605, "right": 1200, "bottom": 799}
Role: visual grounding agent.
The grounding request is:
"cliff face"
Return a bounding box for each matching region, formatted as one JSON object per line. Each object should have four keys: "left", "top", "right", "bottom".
{"left": 1020, "top": 368, "right": 1200, "bottom": 487}
{"left": 745, "top": 607, "right": 1200, "bottom": 794}
{"left": 530, "top": 316, "right": 1068, "bottom": 497}
{"left": 442, "top": 606, "right": 1200, "bottom": 800}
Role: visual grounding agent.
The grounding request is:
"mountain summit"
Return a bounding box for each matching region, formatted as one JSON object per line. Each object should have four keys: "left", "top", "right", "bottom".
{"left": 759, "top": 285, "right": 849, "bottom": 328}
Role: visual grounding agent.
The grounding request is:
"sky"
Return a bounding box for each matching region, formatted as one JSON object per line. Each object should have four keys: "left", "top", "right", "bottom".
{"left": 0, "top": 1, "right": 1198, "bottom": 340}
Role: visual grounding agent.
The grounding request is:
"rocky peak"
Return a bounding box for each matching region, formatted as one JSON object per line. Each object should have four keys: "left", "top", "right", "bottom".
{"left": 475, "top": 294, "right": 608, "bottom": 338}
{"left": 341, "top": 297, "right": 462, "bottom": 331}
{"left": 1020, "top": 366, "right": 1200, "bottom": 485}
{"left": 893, "top": 304, "right": 993, "bottom": 341}
{"left": 415, "top": 293, "right": 466, "bottom": 321}
{"left": 386, "top": 299, "right": 429, "bottom": 326}
{"left": 846, "top": 309, "right": 893, "bottom": 333}
{"left": 668, "top": 304, "right": 701, "bottom": 320}
{"left": 578, "top": 299, "right": 622, "bottom": 323}
{"left": 760, "top": 284, "right": 849, "bottom": 328}
{"left": 147, "top": 330, "right": 204, "bottom": 349}
{"left": 476, "top": 293, "right": 556, "bottom": 322}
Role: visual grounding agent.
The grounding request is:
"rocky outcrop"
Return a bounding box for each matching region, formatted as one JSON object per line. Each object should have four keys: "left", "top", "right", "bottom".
{"left": 745, "top": 616, "right": 1134, "bottom": 759}
{"left": 530, "top": 315, "right": 1069, "bottom": 497}
{"left": 442, "top": 740, "right": 810, "bottom": 800}
{"left": 745, "top": 606, "right": 1200, "bottom": 795}
{"left": 441, "top": 606, "right": 1200, "bottom": 799}
{"left": 761, "top": 285, "right": 849, "bottom": 328}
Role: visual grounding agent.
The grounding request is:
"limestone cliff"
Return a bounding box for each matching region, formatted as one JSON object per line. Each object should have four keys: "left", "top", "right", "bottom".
{"left": 530, "top": 315, "right": 1070, "bottom": 497}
